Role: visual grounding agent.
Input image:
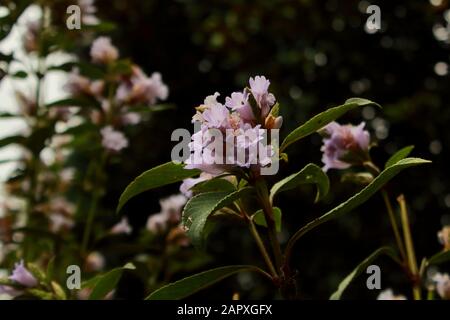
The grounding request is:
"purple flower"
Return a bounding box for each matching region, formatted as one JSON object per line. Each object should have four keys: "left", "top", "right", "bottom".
{"left": 110, "top": 217, "right": 132, "bottom": 235}
{"left": 90, "top": 37, "right": 119, "bottom": 64}
{"left": 0, "top": 285, "right": 22, "bottom": 298}
{"left": 249, "top": 76, "right": 276, "bottom": 117}
{"left": 100, "top": 126, "right": 129, "bottom": 152}
{"left": 146, "top": 194, "right": 187, "bottom": 233}
{"left": 320, "top": 121, "right": 370, "bottom": 172}
{"left": 185, "top": 77, "right": 280, "bottom": 176}
{"left": 225, "top": 91, "right": 254, "bottom": 122}
{"left": 433, "top": 273, "right": 450, "bottom": 300}
{"left": 9, "top": 260, "right": 38, "bottom": 287}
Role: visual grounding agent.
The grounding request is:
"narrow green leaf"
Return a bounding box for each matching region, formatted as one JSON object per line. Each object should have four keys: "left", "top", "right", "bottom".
{"left": 253, "top": 207, "right": 282, "bottom": 232}
{"left": 330, "top": 247, "right": 397, "bottom": 300}
{"left": 0, "top": 135, "right": 26, "bottom": 149}
{"left": 285, "top": 157, "right": 431, "bottom": 262}
{"left": 385, "top": 145, "right": 414, "bottom": 168}
{"left": 146, "top": 265, "right": 267, "bottom": 300}
{"left": 427, "top": 250, "right": 450, "bottom": 266}
{"left": 45, "top": 98, "right": 98, "bottom": 108}
{"left": 82, "top": 263, "right": 135, "bottom": 300}
{"left": 117, "top": 162, "right": 200, "bottom": 213}
{"left": 280, "top": 98, "right": 380, "bottom": 152}
{"left": 270, "top": 163, "right": 329, "bottom": 203}
{"left": 182, "top": 187, "right": 254, "bottom": 248}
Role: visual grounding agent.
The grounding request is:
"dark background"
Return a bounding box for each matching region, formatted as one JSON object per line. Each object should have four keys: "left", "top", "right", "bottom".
{"left": 87, "top": 0, "right": 450, "bottom": 299}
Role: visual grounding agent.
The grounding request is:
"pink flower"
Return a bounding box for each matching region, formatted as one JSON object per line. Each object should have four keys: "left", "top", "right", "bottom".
{"left": 78, "top": 0, "right": 99, "bottom": 25}
{"left": 180, "top": 173, "right": 215, "bottom": 198}
{"left": 433, "top": 273, "right": 450, "bottom": 300}
{"left": 438, "top": 226, "right": 450, "bottom": 250}
{"left": 0, "top": 285, "right": 22, "bottom": 298}
{"left": 90, "top": 37, "right": 119, "bottom": 64}
{"left": 100, "top": 126, "right": 129, "bottom": 152}
{"left": 116, "top": 67, "right": 168, "bottom": 106}
{"left": 186, "top": 77, "right": 279, "bottom": 175}
{"left": 249, "top": 76, "right": 276, "bottom": 117}
{"left": 110, "top": 217, "right": 132, "bottom": 235}
{"left": 225, "top": 91, "right": 254, "bottom": 122}
{"left": 320, "top": 121, "right": 370, "bottom": 172}
{"left": 9, "top": 260, "right": 38, "bottom": 287}
{"left": 377, "top": 289, "right": 407, "bottom": 300}
{"left": 146, "top": 194, "right": 187, "bottom": 233}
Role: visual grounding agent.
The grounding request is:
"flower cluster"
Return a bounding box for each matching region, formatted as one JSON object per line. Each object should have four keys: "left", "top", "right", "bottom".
{"left": 184, "top": 76, "right": 281, "bottom": 178}
{"left": 319, "top": 121, "right": 370, "bottom": 172}
{"left": 65, "top": 36, "right": 169, "bottom": 153}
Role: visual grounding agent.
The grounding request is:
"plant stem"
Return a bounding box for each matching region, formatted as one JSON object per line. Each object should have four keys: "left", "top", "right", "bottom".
{"left": 248, "top": 219, "right": 278, "bottom": 279}
{"left": 397, "top": 194, "right": 421, "bottom": 300}
{"left": 254, "top": 178, "right": 283, "bottom": 274}
{"left": 381, "top": 190, "right": 407, "bottom": 263}
{"left": 364, "top": 161, "right": 408, "bottom": 264}
{"left": 81, "top": 152, "right": 107, "bottom": 256}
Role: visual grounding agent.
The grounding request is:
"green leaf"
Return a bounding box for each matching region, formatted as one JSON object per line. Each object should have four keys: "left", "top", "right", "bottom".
{"left": 11, "top": 70, "right": 27, "bottom": 78}
{"left": 280, "top": 98, "right": 380, "bottom": 152}
{"left": 0, "top": 112, "right": 19, "bottom": 118}
{"left": 146, "top": 265, "right": 268, "bottom": 300}
{"left": 270, "top": 102, "right": 280, "bottom": 117}
{"left": 45, "top": 97, "right": 99, "bottom": 108}
{"left": 385, "top": 145, "right": 414, "bottom": 168}
{"left": 285, "top": 157, "right": 431, "bottom": 262}
{"left": 270, "top": 163, "right": 329, "bottom": 203}
{"left": 0, "top": 135, "right": 26, "bottom": 149}
{"left": 182, "top": 187, "right": 254, "bottom": 248}
{"left": 117, "top": 162, "right": 200, "bottom": 213}
{"left": 427, "top": 250, "right": 450, "bottom": 266}
{"left": 330, "top": 247, "right": 397, "bottom": 300}
{"left": 253, "top": 207, "right": 282, "bottom": 232}
{"left": 82, "top": 263, "right": 135, "bottom": 300}
{"left": 191, "top": 178, "right": 236, "bottom": 194}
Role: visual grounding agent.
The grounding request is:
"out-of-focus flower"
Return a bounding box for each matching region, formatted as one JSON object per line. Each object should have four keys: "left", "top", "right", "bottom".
{"left": 100, "top": 126, "right": 129, "bottom": 152}
{"left": 121, "top": 112, "right": 141, "bottom": 125}
{"left": 65, "top": 68, "right": 104, "bottom": 97}
{"left": 0, "top": 285, "right": 22, "bottom": 298}
{"left": 23, "top": 20, "right": 40, "bottom": 53}
{"left": 110, "top": 217, "right": 132, "bottom": 235}
{"left": 433, "top": 273, "right": 450, "bottom": 300}
{"left": 9, "top": 261, "right": 38, "bottom": 287}
{"left": 146, "top": 194, "right": 187, "bottom": 233}
{"left": 179, "top": 172, "right": 214, "bottom": 198}
{"left": 438, "top": 226, "right": 450, "bottom": 250}
{"left": 116, "top": 67, "right": 169, "bottom": 106}
{"left": 77, "top": 287, "right": 114, "bottom": 300}
{"left": 78, "top": 0, "right": 99, "bottom": 25}
{"left": 377, "top": 289, "right": 407, "bottom": 300}
{"left": 85, "top": 251, "right": 105, "bottom": 272}
{"left": 166, "top": 225, "right": 190, "bottom": 246}
{"left": 49, "top": 213, "right": 74, "bottom": 233}
{"left": 319, "top": 121, "right": 370, "bottom": 172}
{"left": 90, "top": 37, "right": 119, "bottom": 64}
